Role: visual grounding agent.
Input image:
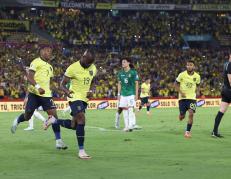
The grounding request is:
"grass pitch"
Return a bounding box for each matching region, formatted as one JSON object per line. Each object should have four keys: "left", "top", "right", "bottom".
{"left": 0, "top": 107, "right": 231, "bottom": 179}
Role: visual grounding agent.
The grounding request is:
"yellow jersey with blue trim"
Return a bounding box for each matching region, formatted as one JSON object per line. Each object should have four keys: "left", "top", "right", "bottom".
{"left": 140, "top": 82, "right": 150, "bottom": 98}
{"left": 28, "top": 57, "right": 54, "bottom": 97}
{"left": 176, "top": 70, "right": 200, "bottom": 100}
{"left": 65, "top": 61, "right": 97, "bottom": 102}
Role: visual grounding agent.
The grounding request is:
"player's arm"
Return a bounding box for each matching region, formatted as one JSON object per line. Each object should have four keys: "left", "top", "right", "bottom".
{"left": 196, "top": 84, "right": 200, "bottom": 98}
{"left": 135, "top": 81, "right": 139, "bottom": 101}
{"left": 60, "top": 76, "right": 73, "bottom": 98}
{"left": 27, "top": 70, "right": 45, "bottom": 95}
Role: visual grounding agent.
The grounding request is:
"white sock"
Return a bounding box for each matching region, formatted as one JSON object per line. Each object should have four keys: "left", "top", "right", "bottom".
{"left": 115, "top": 112, "right": 120, "bottom": 122}
{"left": 28, "top": 115, "right": 34, "bottom": 128}
{"left": 34, "top": 110, "right": 46, "bottom": 122}
{"left": 122, "top": 110, "right": 129, "bottom": 129}
{"left": 128, "top": 107, "right": 136, "bottom": 128}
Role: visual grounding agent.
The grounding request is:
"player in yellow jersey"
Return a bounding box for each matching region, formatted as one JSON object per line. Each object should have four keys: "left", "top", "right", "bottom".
{"left": 175, "top": 60, "right": 200, "bottom": 138}
{"left": 138, "top": 78, "right": 151, "bottom": 115}
{"left": 45, "top": 50, "right": 96, "bottom": 159}
{"left": 11, "top": 46, "right": 67, "bottom": 149}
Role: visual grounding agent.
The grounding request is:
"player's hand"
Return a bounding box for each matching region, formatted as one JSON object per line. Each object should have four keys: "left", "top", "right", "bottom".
{"left": 66, "top": 90, "right": 74, "bottom": 98}
{"left": 38, "top": 88, "right": 45, "bottom": 95}
{"left": 86, "top": 91, "right": 93, "bottom": 99}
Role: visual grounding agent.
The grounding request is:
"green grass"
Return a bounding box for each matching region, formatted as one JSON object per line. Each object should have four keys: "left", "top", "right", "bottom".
{"left": 1, "top": 107, "right": 231, "bottom": 179}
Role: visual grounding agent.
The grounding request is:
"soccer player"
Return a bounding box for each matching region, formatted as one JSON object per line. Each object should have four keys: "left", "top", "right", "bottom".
{"left": 11, "top": 45, "right": 67, "bottom": 149}
{"left": 45, "top": 49, "right": 97, "bottom": 159}
{"left": 117, "top": 57, "right": 140, "bottom": 131}
{"left": 212, "top": 52, "right": 231, "bottom": 138}
{"left": 175, "top": 60, "right": 200, "bottom": 138}
{"left": 138, "top": 77, "right": 151, "bottom": 115}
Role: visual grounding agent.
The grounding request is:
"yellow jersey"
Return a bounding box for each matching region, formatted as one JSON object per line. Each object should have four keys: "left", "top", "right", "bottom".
{"left": 65, "top": 61, "right": 97, "bottom": 102}
{"left": 140, "top": 82, "right": 150, "bottom": 98}
{"left": 176, "top": 70, "right": 200, "bottom": 100}
{"left": 28, "top": 57, "right": 54, "bottom": 97}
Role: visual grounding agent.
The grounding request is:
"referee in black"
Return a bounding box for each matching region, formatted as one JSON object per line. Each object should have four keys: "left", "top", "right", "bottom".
{"left": 212, "top": 52, "right": 231, "bottom": 138}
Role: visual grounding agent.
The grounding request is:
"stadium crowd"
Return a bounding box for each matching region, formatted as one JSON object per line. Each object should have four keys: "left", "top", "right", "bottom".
{"left": 0, "top": 8, "right": 230, "bottom": 99}
{"left": 0, "top": 42, "right": 229, "bottom": 99}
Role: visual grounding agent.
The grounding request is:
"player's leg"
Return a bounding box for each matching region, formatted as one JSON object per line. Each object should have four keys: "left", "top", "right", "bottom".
{"left": 115, "top": 107, "right": 123, "bottom": 129}
{"left": 69, "top": 101, "right": 91, "bottom": 159}
{"left": 178, "top": 100, "right": 186, "bottom": 121}
{"left": 212, "top": 89, "right": 230, "bottom": 138}
{"left": 145, "top": 97, "right": 151, "bottom": 115}
{"left": 34, "top": 107, "right": 46, "bottom": 122}
{"left": 212, "top": 102, "right": 229, "bottom": 137}
{"left": 11, "top": 93, "right": 37, "bottom": 133}
{"left": 24, "top": 115, "right": 34, "bottom": 131}
{"left": 138, "top": 98, "right": 144, "bottom": 111}
{"left": 184, "top": 100, "right": 196, "bottom": 138}
{"left": 42, "top": 98, "right": 68, "bottom": 150}
{"left": 119, "top": 96, "right": 130, "bottom": 131}
{"left": 128, "top": 95, "right": 141, "bottom": 130}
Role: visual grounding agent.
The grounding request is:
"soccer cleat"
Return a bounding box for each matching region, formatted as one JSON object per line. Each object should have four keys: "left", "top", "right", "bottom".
{"left": 11, "top": 117, "right": 19, "bottom": 134}
{"left": 211, "top": 132, "right": 224, "bottom": 138}
{"left": 123, "top": 128, "right": 133, "bottom": 132}
{"left": 43, "top": 115, "right": 56, "bottom": 130}
{"left": 78, "top": 150, "right": 91, "bottom": 159}
{"left": 24, "top": 127, "right": 34, "bottom": 131}
{"left": 184, "top": 131, "right": 191, "bottom": 138}
{"left": 147, "top": 111, "right": 151, "bottom": 115}
{"left": 56, "top": 139, "right": 68, "bottom": 150}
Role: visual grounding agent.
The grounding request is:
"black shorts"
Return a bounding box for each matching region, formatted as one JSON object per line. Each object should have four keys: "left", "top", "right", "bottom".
{"left": 69, "top": 100, "right": 88, "bottom": 116}
{"left": 221, "top": 88, "right": 231, "bottom": 103}
{"left": 25, "top": 93, "right": 56, "bottom": 112}
{"left": 140, "top": 97, "right": 149, "bottom": 105}
{"left": 179, "top": 99, "right": 196, "bottom": 116}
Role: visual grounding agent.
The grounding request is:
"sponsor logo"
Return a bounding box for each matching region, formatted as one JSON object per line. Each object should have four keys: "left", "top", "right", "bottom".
{"left": 196, "top": 100, "right": 205, "bottom": 107}
{"left": 150, "top": 100, "right": 160, "bottom": 108}
{"left": 97, "top": 101, "right": 109, "bottom": 109}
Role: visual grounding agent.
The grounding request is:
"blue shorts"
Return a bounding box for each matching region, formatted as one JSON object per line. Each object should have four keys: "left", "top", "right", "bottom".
{"left": 69, "top": 100, "right": 88, "bottom": 116}
{"left": 25, "top": 93, "right": 56, "bottom": 113}
{"left": 179, "top": 99, "right": 196, "bottom": 116}
{"left": 140, "top": 97, "right": 149, "bottom": 105}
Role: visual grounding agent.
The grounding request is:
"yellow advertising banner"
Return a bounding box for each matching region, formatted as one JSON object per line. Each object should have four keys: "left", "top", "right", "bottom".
{"left": 0, "top": 98, "right": 221, "bottom": 112}
{"left": 0, "top": 19, "right": 30, "bottom": 31}
{"left": 96, "top": 3, "right": 112, "bottom": 9}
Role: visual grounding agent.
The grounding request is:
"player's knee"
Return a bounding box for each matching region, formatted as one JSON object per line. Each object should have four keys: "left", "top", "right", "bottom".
{"left": 76, "top": 113, "right": 85, "bottom": 125}
{"left": 24, "top": 111, "right": 34, "bottom": 120}
{"left": 179, "top": 114, "right": 185, "bottom": 120}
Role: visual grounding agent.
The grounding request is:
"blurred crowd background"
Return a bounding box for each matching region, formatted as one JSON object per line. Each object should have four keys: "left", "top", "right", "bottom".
{"left": 0, "top": 0, "right": 230, "bottom": 99}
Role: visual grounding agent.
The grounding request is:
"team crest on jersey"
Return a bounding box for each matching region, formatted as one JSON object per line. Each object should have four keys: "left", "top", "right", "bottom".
{"left": 193, "top": 78, "right": 196, "bottom": 82}
{"left": 89, "top": 70, "right": 93, "bottom": 76}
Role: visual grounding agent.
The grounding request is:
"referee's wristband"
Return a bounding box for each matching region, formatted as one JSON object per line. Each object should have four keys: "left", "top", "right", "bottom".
{"left": 35, "top": 84, "right": 41, "bottom": 90}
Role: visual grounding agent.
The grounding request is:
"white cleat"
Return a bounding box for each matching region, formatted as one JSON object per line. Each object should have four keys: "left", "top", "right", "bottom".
{"left": 11, "top": 117, "right": 19, "bottom": 134}
{"left": 123, "top": 128, "right": 132, "bottom": 132}
{"left": 24, "top": 127, "right": 34, "bottom": 131}
{"left": 56, "top": 139, "right": 68, "bottom": 150}
{"left": 78, "top": 149, "right": 91, "bottom": 159}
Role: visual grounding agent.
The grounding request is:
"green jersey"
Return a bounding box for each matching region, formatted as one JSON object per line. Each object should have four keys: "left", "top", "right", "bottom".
{"left": 117, "top": 69, "right": 139, "bottom": 96}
